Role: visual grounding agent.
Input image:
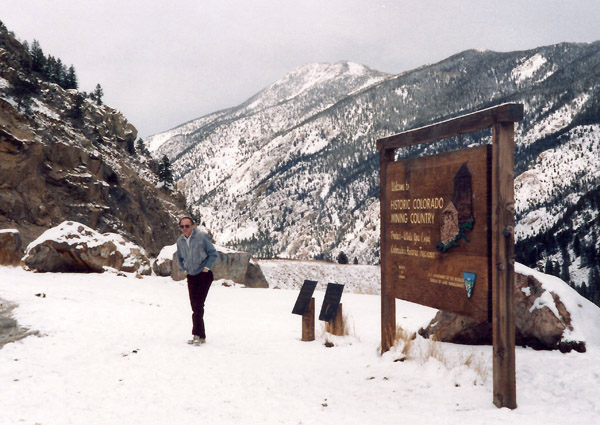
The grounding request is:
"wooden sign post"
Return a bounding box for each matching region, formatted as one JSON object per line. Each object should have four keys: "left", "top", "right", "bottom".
{"left": 319, "top": 283, "right": 345, "bottom": 336}
{"left": 377, "top": 103, "right": 523, "bottom": 409}
{"left": 292, "top": 280, "right": 318, "bottom": 341}
{"left": 325, "top": 304, "right": 344, "bottom": 336}
{"left": 301, "top": 298, "right": 316, "bottom": 341}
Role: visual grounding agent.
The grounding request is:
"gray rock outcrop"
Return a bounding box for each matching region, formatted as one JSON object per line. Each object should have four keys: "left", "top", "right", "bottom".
{"left": 0, "top": 229, "right": 23, "bottom": 266}
{"left": 244, "top": 260, "right": 269, "bottom": 288}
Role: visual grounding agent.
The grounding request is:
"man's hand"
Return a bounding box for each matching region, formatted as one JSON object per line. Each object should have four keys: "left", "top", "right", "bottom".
{"left": 202, "top": 267, "right": 210, "bottom": 273}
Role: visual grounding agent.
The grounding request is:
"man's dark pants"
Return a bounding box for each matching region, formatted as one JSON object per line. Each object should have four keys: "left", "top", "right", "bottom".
{"left": 187, "top": 270, "right": 213, "bottom": 339}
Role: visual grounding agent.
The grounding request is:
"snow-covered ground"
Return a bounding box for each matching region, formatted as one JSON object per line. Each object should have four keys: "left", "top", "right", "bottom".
{"left": 1, "top": 266, "right": 599, "bottom": 424}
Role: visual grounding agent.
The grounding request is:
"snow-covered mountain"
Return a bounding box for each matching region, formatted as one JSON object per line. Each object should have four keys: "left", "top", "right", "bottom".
{"left": 147, "top": 43, "right": 600, "bottom": 298}
{"left": 148, "top": 61, "right": 390, "bottom": 155}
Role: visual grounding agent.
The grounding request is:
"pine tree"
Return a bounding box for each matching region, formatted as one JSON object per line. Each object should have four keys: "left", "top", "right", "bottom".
{"left": 45, "top": 55, "right": 57, "bottom": 82}
{"left": 30, "top": 40, "right": 46, "bottom": 73}
{"left": 157, "top": 155, "right": 174, "bottom": 188}
{"left": 54, "top": 57, "right": 67, "bottom": 87}
{"left": 337, "top": 251, "right": 348, "bottom": 264}
{"left": 592, "top": 267, "right": 600, "bottom": 305}
{"left": 68, "top": 93, "right": 85, "bottom": 121}
{"left": 545, "top": 258, "right": 554, "bottom": 276}
{"left": 65, "top": 65, "right": 78, "bottom": 90}
{"left": 136, "top": 138, "right": 151, "bottom": 156}
{"left": 573, "top": 236, "right": 582, "bottom": 257}
{"left": 91, "top": 84, "right": 104, "bottom": 105}
{"left": 9, "top": 75, "right": 37, "bottom": 114}
{"left": 560, "top": 259, "right": 571, "bottom": 283}
{"left": 126, "top": 139, "right": 136, "bottom": 155}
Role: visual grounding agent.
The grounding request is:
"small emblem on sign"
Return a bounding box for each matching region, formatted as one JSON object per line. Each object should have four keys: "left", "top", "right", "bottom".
{"left": 436, "top": 164, "right": 475, "bottom": 253}
{"left": 463, "top": 272, "right": 476, "bottom": 298}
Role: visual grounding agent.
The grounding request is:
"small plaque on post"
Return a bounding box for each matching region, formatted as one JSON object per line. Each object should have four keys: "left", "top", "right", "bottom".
{"left": 319, "top": 283, "right": 344, "bottom": 322}
{"left": 292, "top": 280, "right": 318, "bottom": 315}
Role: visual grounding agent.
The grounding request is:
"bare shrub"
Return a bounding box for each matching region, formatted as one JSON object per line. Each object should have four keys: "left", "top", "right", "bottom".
{"left": 320, "top": 312, "right": 354, "bottom": 347}
{"left": 462, "top": 353, "right": 489, "bottom": 384}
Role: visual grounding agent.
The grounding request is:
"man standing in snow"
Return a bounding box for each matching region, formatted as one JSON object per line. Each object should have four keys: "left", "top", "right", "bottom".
{"left": 176, "top": 217, "right": 218, "bottom": 345}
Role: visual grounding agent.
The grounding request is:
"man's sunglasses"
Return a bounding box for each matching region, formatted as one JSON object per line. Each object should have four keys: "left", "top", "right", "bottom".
{"left": 180, "top": 224, "right": 192, "bottom": 229}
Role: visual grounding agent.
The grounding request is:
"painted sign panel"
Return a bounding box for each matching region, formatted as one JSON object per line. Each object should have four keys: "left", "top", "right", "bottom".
{"left": 319, "top": 283, "right": 344, "bottom": 322}
{"left": 292, "top": 280, "right": 318, "bottom": 316}
{"left": 382, "top": 145, "right": 491, "bottom": 320}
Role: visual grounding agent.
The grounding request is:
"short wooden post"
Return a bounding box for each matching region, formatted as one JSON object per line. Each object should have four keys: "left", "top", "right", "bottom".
{"left": 492, "top": 122, "right": 517, "bottom": 409}
{"left": 326, "top": 303, "right": 344, "bottom": 336}
{"left": 301, "top": 298, "right": 315, "bottom": 341}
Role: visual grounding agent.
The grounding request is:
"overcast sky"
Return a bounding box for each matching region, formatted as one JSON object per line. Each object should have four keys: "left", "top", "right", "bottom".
{"left": 2, "top": 0, "right": 600, "bottom": 138}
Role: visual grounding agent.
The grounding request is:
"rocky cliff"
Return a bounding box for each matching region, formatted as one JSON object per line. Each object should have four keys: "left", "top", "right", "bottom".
{"left": 0, "top": 23, "right": 186, "bottom": 254}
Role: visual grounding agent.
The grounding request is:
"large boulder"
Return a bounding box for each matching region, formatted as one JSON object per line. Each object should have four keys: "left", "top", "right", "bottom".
{"left": 152, "top": 244, "right": 177, "bottom": 277}
{"left": 419, "top": 263, "right": 599, "bottom": 353}
{"left": 244, "top": 260, "right": 269, "bottom": 288}
{"left": 22, "top": 221, "right": 150, "bottom": 274}
{"left": 212, "top": 247, "right": 252, "bottom": 284}
{"left": 0, "top": 229, "right": 23, "bottom": 266}
{"left": 171, "top": 252, "right": 187, "bottom": 281}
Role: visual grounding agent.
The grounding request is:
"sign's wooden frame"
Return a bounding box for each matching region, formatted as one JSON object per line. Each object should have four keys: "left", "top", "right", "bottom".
{"left": 377, "top": 103, "right": 523, "bottom": 409}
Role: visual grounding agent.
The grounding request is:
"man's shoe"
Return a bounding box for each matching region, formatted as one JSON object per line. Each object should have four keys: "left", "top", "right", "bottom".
{"left": 187, "top": 335, "right": 204, "bottom": 346}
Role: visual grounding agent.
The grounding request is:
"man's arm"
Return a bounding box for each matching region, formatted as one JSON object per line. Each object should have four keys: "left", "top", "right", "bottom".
{"left": 203, "top": 236, "right": 218, "bottom": 270}
{"left": 176, "top": 241, "right": 187, "bottom": 272}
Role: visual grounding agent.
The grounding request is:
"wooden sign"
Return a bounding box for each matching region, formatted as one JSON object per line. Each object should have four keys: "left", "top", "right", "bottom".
{"left": 377, "top": 103, "right": 523, "bottom": 410}
{"left": 319, "top": 283, "right": 344, "bottom": 322}
{"left": 292, "top": 280, "right": 318, "bottom": 316}
{"left": 383, "top": 145, "right": 491, "bottom": 321}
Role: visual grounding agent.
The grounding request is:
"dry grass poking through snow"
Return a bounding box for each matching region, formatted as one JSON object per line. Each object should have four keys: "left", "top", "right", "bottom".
{"left": 321, "top": 313, "right": 354, "bottom": 347}
{"left": 388, "top": 325, "right": 489, "bottom": 385}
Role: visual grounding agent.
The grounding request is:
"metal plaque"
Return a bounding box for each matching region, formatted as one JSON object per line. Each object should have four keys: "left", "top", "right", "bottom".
{"left": 318, "top": 283, "right": 344, "bottom": 322}
{"left": 292, "top": 280, "right": 318, "bottom": 316}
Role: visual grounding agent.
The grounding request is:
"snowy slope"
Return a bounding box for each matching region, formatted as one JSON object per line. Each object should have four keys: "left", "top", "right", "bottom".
{"left": 147, "top": 61, "right": 390, "bottom": 157}
{"left": 257, "top": 258, "right": 380, "bottom": 294}
{"left": 515, "top": 124, "right": 600, "bottom": 239}
{"left": 1, "top": 266, "right": 600, "bottom": 424}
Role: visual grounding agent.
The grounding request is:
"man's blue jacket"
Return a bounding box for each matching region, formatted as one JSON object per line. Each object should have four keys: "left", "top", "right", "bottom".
{"left": 176, "top": 229, "right": 218, "bottom": 276}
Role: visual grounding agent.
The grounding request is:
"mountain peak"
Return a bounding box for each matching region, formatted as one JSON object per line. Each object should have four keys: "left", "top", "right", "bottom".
{"left": 243, "top": 60, "right": 390, "bottom": 111}
{"left": 147, "top": 61, "right": 389, "bottom": 154}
